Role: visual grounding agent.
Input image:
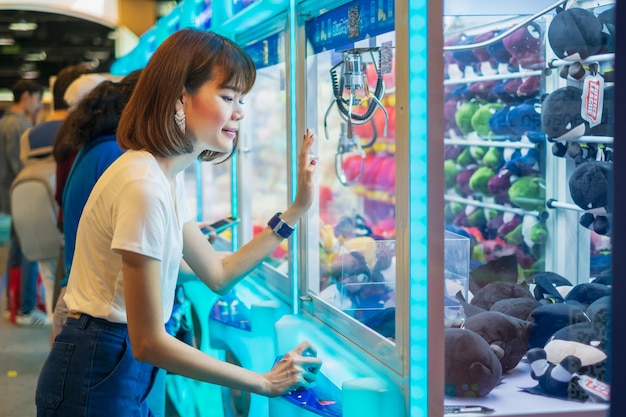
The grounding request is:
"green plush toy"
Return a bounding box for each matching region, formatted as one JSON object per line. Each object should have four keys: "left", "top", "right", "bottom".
{"left": 504, "top": 223, "right": 524, "bottom": 246}
{"left": 444, "top": 159, "right": 459, "bottom": 189}
{"left": 469, "top": 146, "right": 488, "bottom": 162}
{"left": 456, "top": 148, "right": 476, "bottom": 166}
{"left": 445, "top": 202, "right": 464, "bottom": 222}
{"left": 471, "top": 102, "right": 504, "bottom": 137}
{"left": 508, "top": 176, "right": 546, "bottom": 211}
{"left": 469, "top": 166, "right": 495, "bottom": 196}
{"left": 455, "top": 100, "right": 482, "bottom": 135}
{"left": 482, "top": 147, "right": 503, "bottom": 169}
{"left": 522, "top": 215, "right": 548, "bottom": 247}
{"left": 466, "top": 206, "right": 487, "bottom": 228}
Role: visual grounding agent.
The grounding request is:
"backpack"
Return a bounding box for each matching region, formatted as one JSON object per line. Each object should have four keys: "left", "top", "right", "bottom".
{"left": 10, "top": 126, "right": 62, "bottom": 262}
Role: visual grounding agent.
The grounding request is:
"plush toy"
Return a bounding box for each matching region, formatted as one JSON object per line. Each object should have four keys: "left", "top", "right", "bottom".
{"left": 526, "top": 346, "right": 582, "bottom": 398}
{"left": 471, "top": 103, "right": 504, "bottom": 137}
{"left": 463, "top": 311, "right": 530, "bottom": 372}
{"left": 490, "top": 297, "right": 538, "bottom": 321}
{"left": 471, "top": 30, "right": 498, "bottom": 75}
{"left": 487, "top": 169, "right": 513, "bottom": 204}
{"left": 469, "top": 166, "right": 495, "bottom": 196}
{"left": 551, "top": 295, "right": 610, "bottom": 352}
{"left": 444, "top": 328, "right": 503, "bottom": 397}
{"left": 544, "top": 85, "right": 615, "bottom": 141}
{"left": 547, "top": 7, "right": 613, "bottom": 62}
{"left": 525, "top": 339, "right": 609, "bottom": 400}
{"left": 532, "top": 271, "right": 573, "bottom": 303}
{"left": 502, "top": 22, "right": 545, "bottom": 70}
{"left": 508, "top": 176, "right": 546, "bottom": 212}
{"left": 470, "top": 281, "right": 533, "bottom": 311}
{"left": 564, "top": 282, "right": 611, "bottom": 308}
{"left": 455, "top": 100, "right": 483, "bottom": 136}
{"left": 521, "top": 215, "right": 548, "bottom": 249}
{"left": 527, "top": 303, "right": 590, "bottom": 349}
{"left": 451, "top": 34, "right": 482, "bottom": 77}
{"left": 541, "top": 86, "right": 615, "bottom": 163}
{"left": 506, "top": 99, "right": 543, "bottom": 139}
{"left": 568, "top": 161, "right": 613, "bottom": 235}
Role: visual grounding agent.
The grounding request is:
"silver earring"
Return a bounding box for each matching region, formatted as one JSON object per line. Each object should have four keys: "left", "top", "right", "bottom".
{"left": 175, "top": 108, "right": 186, "bottom": 133}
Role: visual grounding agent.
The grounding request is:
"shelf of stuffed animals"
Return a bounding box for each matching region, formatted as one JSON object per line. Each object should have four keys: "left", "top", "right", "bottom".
{"left": 443, "top": 15, "right": 551, "bottom": 282}
{"left": 537, "top": 3, "right": 615, "bottom": 284}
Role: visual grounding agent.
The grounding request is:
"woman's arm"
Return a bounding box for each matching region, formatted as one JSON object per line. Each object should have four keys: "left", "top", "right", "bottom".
{"left": 121, "top": 249, "right": 321, "bottom": 395}
{"left": 183, "top": 129, "right": 317, "bottom": 294}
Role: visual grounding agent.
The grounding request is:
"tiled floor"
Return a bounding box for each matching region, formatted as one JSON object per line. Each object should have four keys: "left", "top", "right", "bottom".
{"left": 0, "top": 245, "right": 51, "bottom": 417}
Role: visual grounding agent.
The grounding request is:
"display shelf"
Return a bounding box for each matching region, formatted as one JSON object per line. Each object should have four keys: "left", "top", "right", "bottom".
{"left": 445, "top": 194, "right": 543, "bottom": 218}
{"left": 444, "top": 70, "right": 543, "bottom": 85}
{"left": 444, "top": 361, "right": 607, "bottom": 417}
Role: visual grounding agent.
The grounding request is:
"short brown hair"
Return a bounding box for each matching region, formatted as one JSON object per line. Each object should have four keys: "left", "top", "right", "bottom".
{"left": 11, "top": 79, "right": 43, "bottom": 103}
{"left": 117, "top": 29, "right": 256, "bottom": 162}
{"left": 53, "top": 65, "right": 89, "bottom": 110}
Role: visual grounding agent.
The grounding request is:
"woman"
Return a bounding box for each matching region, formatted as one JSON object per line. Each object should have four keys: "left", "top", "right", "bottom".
{"left": 52, "top": 72, "right": 142, "bottom": 340}
{"left": 36, "top": 29, "right": 320, "bottom": 416}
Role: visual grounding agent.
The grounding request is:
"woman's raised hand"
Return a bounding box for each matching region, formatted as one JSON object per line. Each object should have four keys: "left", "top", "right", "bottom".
{"left": 292, "top": 129, "right": 317, "bottom": 213}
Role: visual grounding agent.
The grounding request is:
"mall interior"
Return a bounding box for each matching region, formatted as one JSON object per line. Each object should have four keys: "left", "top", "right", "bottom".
{"left": 0, "top": 0, "right": 625, "bottom": 416}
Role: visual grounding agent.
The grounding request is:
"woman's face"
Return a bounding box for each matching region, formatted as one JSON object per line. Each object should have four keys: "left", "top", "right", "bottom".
{"left": 183, "top": 77, "right": 245, "bottom": 154}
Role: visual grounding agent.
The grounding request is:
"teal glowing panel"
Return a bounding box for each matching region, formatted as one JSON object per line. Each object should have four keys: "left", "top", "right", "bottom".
{"left": 408, "top": 0, "right": 429, "bottom": 416}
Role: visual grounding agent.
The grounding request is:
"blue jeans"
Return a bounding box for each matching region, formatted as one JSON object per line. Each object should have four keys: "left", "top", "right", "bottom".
{"left": 7, "top": 224, "right": 39, "bottom": 314}
{"left": 36, "top": 314, "right": 158, "bottom": 416}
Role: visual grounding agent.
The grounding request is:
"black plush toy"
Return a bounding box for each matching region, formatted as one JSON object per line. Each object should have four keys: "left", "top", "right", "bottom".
{"left": 568, "top": 161, "right": 613, "bottom": 235}
{"left": 541, "top": 86, "right": 614, "bottom": 164}
{"left": 547, "top": 7, "right": 614, "bottom": 62}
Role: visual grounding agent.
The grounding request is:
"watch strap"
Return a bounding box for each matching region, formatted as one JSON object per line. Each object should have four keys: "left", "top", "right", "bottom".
{"left": 268, "top": 212, "right": 294, "bottom": 239}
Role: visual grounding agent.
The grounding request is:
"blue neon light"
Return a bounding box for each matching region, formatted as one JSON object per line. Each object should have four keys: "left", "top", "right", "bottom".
{"left": 408, "top": 0, "right": 429, "bottom": 416}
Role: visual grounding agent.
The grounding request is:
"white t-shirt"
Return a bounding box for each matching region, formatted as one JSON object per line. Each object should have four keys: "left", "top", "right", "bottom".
{"left": 64, "top": 150, "right": 192, "bottom": 323}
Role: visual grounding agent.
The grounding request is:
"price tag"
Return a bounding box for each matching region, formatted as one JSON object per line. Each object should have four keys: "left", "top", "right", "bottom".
{"left": 581, "top": 72, "right": 604, "bottom": 128}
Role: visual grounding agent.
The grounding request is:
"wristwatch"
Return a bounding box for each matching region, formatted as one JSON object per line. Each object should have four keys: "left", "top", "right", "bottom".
{"left": 268, "top": 212, "right": 295, "bottom": 239}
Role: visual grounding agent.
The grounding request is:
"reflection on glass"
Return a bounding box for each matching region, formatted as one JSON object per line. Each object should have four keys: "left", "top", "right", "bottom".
{"left": 306, "top": 27, "right": 397, "bottom": 341}
{"left": 196, "top": 160, "right": 232, "bottom": 224}
{"left": 239, "top": 34, "right": 288, "bottom": 266}
{"left": 320, "top": 240, "right": 396, "bottom": 338}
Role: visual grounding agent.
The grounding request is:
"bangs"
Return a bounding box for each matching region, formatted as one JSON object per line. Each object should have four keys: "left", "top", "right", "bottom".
{"left": 215, "top": 44, "right": 256, "bottom": 94}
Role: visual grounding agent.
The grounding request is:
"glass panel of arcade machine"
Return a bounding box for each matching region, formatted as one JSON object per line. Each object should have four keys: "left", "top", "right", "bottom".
{"left": 304, "top": 6, "right": 397, "bottom": 343}
{"left": 442, "top": 1, "right": 613, "bottom": 414}
{"left": 193, "top": 158, "right": 233, "bottom": 229}
{"left": 238, "top": 33, "right": 289, "bottom": 269}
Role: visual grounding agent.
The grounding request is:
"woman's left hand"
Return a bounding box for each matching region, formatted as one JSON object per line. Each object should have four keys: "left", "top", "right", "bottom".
{"left": 292, "top": 129, "right": 317, "bottom": 212}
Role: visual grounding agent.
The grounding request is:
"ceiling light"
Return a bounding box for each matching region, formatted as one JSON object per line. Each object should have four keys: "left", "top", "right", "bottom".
{"left": 24, "top": 51, "right": 47, "bottom": 61}
{"left": 9, "top": 22, "right": 38, "bottom": 31}
{"left": 0, "top": 37, "right": 15, "bottom": 46}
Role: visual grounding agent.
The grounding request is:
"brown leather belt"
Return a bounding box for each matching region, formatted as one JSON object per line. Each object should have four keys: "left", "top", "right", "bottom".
{"left": 67, "top": 311, "right": 82, "bottom": 320}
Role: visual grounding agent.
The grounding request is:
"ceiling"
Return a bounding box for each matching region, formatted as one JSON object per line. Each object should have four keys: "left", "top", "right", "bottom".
{"left": 0, "top": 9, "right": 118, "bottom": 92}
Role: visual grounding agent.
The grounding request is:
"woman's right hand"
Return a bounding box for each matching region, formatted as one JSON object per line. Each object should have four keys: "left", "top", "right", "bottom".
{"left": 262, "top": 340, "right": 322, "bottom": 397}
{"left": 292, "top": 129, "right": 317, "bottom": 213}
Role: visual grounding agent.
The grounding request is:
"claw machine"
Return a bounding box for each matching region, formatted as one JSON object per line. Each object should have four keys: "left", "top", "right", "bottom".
{"left": 440, "top": 0, "right": 614, "bottom": 415}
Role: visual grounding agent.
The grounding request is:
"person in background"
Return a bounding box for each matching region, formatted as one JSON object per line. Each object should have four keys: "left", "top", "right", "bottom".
{"left": 15, "top": 65, "right": 89, "bottom": 324}
{"left": 52, "top": 73, "right": 106, "bottom": 229}
{"left": 36, "top": 29, "right": 320, "bottom": 416}
{"left": 0, "top": 79, "right": 45, "bottom": 326}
